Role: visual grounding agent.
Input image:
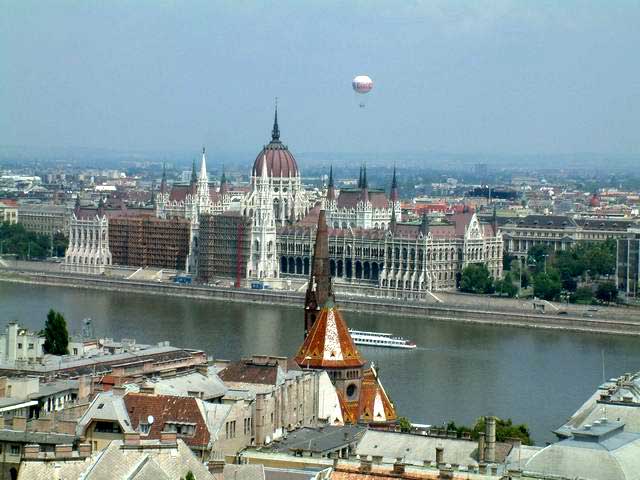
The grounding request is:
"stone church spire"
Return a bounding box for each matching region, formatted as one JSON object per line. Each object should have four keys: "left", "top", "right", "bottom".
{"left": 304, "top": 209, "right": 334, "bottom": 338}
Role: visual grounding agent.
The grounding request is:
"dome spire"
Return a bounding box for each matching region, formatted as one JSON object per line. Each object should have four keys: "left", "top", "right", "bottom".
{"left": 271, "top": 97, "right": 280, "bottom": 142}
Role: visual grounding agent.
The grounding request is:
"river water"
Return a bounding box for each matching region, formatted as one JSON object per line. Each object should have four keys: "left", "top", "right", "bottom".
{"left": 2, "top": 282, "right": 640, "bottom": 444}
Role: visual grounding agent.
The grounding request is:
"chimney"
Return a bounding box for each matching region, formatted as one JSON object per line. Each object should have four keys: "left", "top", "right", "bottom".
{"left": 372, "top": 455, "right": 383, "bottom": 464}
{"left": 78, "top": 375, "right": 92, "bottom": 401}
{"left": 55, "top": 444, "right": 73, "bottom": 459}
{"left": 393, "top": 457, "right": 405, "bottom": 475}
{"left": 485, "top": 417, "right": 496, "bottom": 463}
{"left": 359, "top": 456, "right": 372, "bottom": 473}
{"left": 208, "top": 458, "right": 225, "bottom": 474}
{"left": 124, "top": 432, "right": 141, "bottom": 446}
{"left": 435, "top": 447, "right": 444, "bottom": 466}
{"left": 0, "top": 416, "right": 5, "bottom": 429}
{"left": 161, "top": 431, "right": 177, "bottom": 444}
{"left": 477, "top": 432, "right": 486, "bottom": 463}
{"left": 78, "top": 443, "right": 92, "bottom": 458}
{"left": 12, "top": 416, "right": 27, "bottom": 431}
{"left": 23, "top": 444, "right": 40, "bottom": 459}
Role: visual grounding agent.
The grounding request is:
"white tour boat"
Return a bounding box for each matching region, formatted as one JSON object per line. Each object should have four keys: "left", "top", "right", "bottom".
{"left": 348, "top": 329, "right": 416, "bottom": 349}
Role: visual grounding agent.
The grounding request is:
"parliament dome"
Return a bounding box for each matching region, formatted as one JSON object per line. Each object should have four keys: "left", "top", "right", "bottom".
{"left": 252, "top": 108, "right": 299, "bottom": 178}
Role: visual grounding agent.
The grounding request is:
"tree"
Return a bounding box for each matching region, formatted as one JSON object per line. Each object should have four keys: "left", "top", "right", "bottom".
{"left": 495, "top": 272, "right": 518, "bottom": 298}
{"left": 527, "top": 245, "right": 551, "bottom": 273}
{"left": 43, "top": 309, "right": 69, "bottom": 355}
{"left": 398, "top": 417, "right": 412, "bottom": 433}
{"left": 571, "top": 286, "right": 593, "bottom": 304}
{"left": 459, "top": 264, "right": 494, "bottom": 294}
{"left": 596, "top": 282, "right": 618, "bottom": 303}
{"left": 185, "top": 472, "right": 195, "bottom": 480}
{"left": 472, "top": 417, "right": 533, "bottom": 446}
{"left": 533, "top": 269, "right": 562, "bottom": 301}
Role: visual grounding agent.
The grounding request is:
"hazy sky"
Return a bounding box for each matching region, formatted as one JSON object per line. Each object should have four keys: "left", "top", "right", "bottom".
{"left": 1, "top": 1, "right": 639, "bottom": 156}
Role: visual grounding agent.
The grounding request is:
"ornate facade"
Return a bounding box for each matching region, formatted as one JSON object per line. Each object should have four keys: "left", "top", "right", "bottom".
{"left": 325, "top": 165, "right": 401, "bottom": 230}
{"left": 63, "top": 200, "right": 112, "bottom": 274}
{"left": 278, "top": 210, "right": 503, "bottom": 295}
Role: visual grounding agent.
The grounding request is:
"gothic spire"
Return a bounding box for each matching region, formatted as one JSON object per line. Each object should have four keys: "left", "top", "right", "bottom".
{"left": 271, "top": 99, "right": 280, "bottom": 142}
{"left": 304, "top": 209, "right": 334, "bottom": 338}
{"left": 362, "top": 164, "right": 368, "bottom": 189}
{"left": 327, "top": 165, "right": 336, "bottom": 202}
{"left": 358, "top": 164, "right": 363, "bottom": 188}
{"left": 420, "top": 211, "right": 429, "bottom": 235}
{"left": 160, "top": 163, "right": 168, "bottom": 194}
{"left": 390, "top": 202, "right": 397, "bottom": 233}
{"left": 199, "top": 147, "right": 208, "bottom": 181}
{"left": 190, "top": 157, "right": 197, "bottom": 184}
{"left": 390, "top": 165, "right": 399, "bottom": 202}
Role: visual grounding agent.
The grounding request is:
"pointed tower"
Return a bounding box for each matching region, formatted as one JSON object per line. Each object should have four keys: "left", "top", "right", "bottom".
{"left": 74, "top": 195, "right": 81, "bottom": 217}
{"left": 197, "top": 147, "right": 210, "bottom": 210}
{"left": 390, "top": 165, "right": 399, "bottom": 203}
{"left": 419, "top": 211, "right": 429, "bottom": 236}
{"left": 357, "top": 164, "right": 363, "bottom": 189}
{"left": 160, "top": 163, "right": 168, "bottom": 194}
{"left": 389, "top": 202, "right": 397, "bottom": 234}
{"left": 327, "top": 165, "right": 336, "bottom": 202}
{"left": 190, "top": 157, "right": 198, "bottom": 195}
{"left": 220, "top": 167, "right": 229, "bottom": 196}
{"left": 97, "top": 197, "right": 105, "bottom": 218}
{"left": 271, "top": 101, "right": 280, "bottom": 143}
{"left": 304, "top": 210, "right": 334, "bottom": 337}
{"left": 361, "top": 164, "right": 369, "bottom": 203}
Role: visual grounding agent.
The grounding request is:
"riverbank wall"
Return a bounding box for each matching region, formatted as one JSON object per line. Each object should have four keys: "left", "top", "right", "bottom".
{"left": 2, "top": 269, "right": 640, "bottom": 337}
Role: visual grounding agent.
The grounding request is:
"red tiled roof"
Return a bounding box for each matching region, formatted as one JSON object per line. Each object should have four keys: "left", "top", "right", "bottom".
{"left": 218, "top": 359, "right": 279, "bottom": 385}
{"left": 0, "top": 199, "right": 18, "bottom": 207}
{"left": 294, "top": 303, "right": 364, "bottom": 369}
{"left": 124, "top": 393, "right": 210, "bottom": 448}
{"left": 169, "top": 185, "right": 193, "bottom": 202}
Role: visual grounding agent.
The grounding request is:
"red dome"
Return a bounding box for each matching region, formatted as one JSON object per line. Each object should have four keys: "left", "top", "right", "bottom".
{"left": 252, "top": 106, "right": 299, "bottom": 178}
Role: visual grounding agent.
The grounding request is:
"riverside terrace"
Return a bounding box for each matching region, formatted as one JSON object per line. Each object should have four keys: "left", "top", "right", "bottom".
{"left": 0, "top": 342, "right": 207, "bottom": 379}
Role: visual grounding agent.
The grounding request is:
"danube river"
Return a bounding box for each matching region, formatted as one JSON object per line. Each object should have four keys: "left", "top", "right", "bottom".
{"left": 2, "top": 282, "right": 640, "bottom": 444}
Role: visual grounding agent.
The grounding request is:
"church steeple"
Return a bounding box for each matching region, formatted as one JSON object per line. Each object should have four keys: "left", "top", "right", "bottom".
{"left": 304, "top": 209, "right": 334, "bottom": 338}
{"left": 190, "top": 158, "right": 198, "bottom": 190}
{"left": 271, "top": 99, "right": 280, "bottom": 142}
{"left": 390, "top": 165, "right": 399, "bottom": 202}
{"left": 358, "top": 164, "right": 363, "bottom": 188}
{"left": 327, "top": 165, "right": 336, "bottom": 202}
{"left": 159, "top": 163, "right": 168, "bottom": 194}
{"left": 420, "top": 211, "right": 429, "bottom": 235}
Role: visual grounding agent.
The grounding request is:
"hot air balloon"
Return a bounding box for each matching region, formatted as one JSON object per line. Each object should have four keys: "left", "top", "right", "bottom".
{"left": 352, "top": 75, "right": 373, "bottom": 107}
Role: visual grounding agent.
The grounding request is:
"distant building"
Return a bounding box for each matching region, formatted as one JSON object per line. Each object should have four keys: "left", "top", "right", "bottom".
{"left": 0, "top": 200, "right": 18, "bottom": 225}
{"left": 501, "top": 215, "right": 636, "bottom": 257}
{"left": 617, "top": 233, "right": 640, "bottom": 298}
{"left": 17, "top": 204, "right": 71, "bottom": 237}
{"left": 0, "top": 323, "right": 44, "bottom": 364}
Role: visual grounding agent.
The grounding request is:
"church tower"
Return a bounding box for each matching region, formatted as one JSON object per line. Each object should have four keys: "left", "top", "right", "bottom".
{"left": 196, "top": 147, "right": 210, "bottom": 212}
{"left": 304, "top": 209, "right": 334, "bottom": 337}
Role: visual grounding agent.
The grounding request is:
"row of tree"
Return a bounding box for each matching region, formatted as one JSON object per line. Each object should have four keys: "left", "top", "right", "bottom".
{"left": 475, "top": 240, "right": 619, "bottom": 303}
{"left": 0, "top": 222, "right": 67, "bottom": 258}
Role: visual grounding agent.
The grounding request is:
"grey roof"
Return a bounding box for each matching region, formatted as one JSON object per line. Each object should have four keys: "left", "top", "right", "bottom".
{"left": 268, "top": 425, "right": 366, "bottom": 454}
{"left": 503, "top": 215, "right": 577, "bottom": 229}
{"left": 224, "top": 464, "right": 265, "bottom": 480}
{"left": 264, "top": 466, "right": 330, "bottom": 480}
{"left": 0, "top": 428, "right": 75, "bottom": 445}
{"left": 524, "top": 421, "right": 640, "bottom": 480}
{"left": 144, "top": 371, "right": 227, "bottom": 399}
{"left": 17, "top": 439, "right": 213, "bottom": 480}
{"left": 76, "top": 391, "right": 134, "bottom": 436}
{"left": 29, "top": 379, "right": 79, "bottom": 399}
{"left": 356, "top": 430, "right": 512, "bottom": 467}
